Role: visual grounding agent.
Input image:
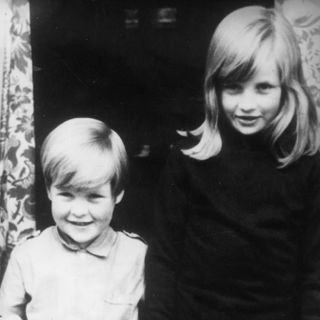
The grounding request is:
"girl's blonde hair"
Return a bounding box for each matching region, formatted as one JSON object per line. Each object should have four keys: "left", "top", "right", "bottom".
{"left": 40, "top": 117, "right": 128, "bottom": 197}
{"left": 182, "top": 6, "right": 320, "bottom": 167}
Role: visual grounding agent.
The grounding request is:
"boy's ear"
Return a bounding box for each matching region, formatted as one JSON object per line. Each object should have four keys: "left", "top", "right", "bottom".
{"left": 115, "top": 190, "right": 124, "bottom": 204}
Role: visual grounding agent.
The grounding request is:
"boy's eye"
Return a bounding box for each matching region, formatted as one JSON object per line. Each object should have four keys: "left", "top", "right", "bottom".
{"left": 88, "top": 193, "right": 104, "bottom": 200}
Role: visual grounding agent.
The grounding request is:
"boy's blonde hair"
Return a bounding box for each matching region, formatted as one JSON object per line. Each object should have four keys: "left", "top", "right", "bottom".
{"left": 40, "top": 118, "right": 128, "bottom": 197}
{"left": 182, "top": 6, "right": 320, "bottom": 167}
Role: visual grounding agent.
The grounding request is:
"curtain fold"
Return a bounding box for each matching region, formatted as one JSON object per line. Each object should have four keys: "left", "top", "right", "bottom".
{"left": 275, "top": 0, "right": 320, "bottom": 110}
{"left": 0, "top": 0, "right": 35, "bottom": 279}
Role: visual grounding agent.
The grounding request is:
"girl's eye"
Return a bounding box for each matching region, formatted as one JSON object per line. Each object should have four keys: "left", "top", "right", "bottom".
{"left": 256, "top": 83, "right": 274, "bottom": 92}
{"left": 59, "top": 192, "right": 73, "bottom": 198}
{"left": 222, "top": 83, "right": 242, "bottom": 94}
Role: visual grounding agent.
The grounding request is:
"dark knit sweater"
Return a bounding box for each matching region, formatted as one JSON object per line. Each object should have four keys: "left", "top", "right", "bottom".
{"left": 144, "top": 124, "right": 320, "bottom": 320}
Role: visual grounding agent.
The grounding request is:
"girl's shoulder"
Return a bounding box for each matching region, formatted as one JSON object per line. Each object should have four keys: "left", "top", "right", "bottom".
{"left": 295, "top": 151, "right": 320, "bottom": 168}
{"left": 289, "top": 151, "right": 320, "bottom": 185}
{"left": 170, "top": 137, "right": 195, "bottom": 155}
{"left": 169, "top": 136, "right": 202, "bottom": 163}
{"left": 165, "top": 140, "right": 199, "bottom": 175}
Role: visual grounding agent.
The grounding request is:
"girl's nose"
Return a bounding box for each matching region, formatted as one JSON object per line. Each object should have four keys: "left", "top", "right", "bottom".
{"left": 238, "top": 90, "right": 256, "bottom": 112}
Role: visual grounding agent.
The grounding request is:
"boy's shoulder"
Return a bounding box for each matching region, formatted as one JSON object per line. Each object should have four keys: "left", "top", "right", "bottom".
{"left": 112, "top": 231, "right": 147, "bottom": 271}
{"left": 12, "top": 226, "right": 57, "bottom": 257}
{"left": 116, "top": 230, "right": 147, "bottom": 255}
{"left": 121, "top": 230, "right": 146, "bottom": 244}
{"left": 15, "top": 229, "right": 42, "bottom": 246}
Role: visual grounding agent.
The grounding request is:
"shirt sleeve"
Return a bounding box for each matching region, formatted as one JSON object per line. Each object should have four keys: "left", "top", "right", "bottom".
{"left": 143, "top": 147, "right": 189, "bottom": 320}
{"left": 300, "top": 155, "right": 320, "bottom": 320}
{"left": 0, "top": 247, "right": 27, "bottom": 319}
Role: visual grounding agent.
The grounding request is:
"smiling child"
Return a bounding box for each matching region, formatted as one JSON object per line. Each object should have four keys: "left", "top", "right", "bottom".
{"left": 144, "top": 6, "right": 320, "bottom": 320}
{"left": 0, "top": 118, "right": 147, "bottom": 320}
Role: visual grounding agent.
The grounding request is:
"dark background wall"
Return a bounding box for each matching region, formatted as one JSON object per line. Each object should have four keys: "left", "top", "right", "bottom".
{"left": 30, "top": 0, "right": 273, "bottom": 240}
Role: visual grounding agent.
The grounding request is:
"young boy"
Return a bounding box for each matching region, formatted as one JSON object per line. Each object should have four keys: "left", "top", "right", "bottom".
{"left": 0, "top": 118, "right": 147, "bottom": 320}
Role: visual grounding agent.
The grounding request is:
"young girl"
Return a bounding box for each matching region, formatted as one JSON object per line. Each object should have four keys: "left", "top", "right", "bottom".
{"left": 144, "top": 6, "right": 320, "bottom": 320}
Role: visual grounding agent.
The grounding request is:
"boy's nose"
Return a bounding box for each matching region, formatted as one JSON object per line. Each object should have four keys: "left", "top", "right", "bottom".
{"left": 69, "top": 200, "right": 89, "bottom": 217}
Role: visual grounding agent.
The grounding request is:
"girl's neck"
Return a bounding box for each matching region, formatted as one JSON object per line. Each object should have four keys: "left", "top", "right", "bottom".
{"left": 218, "top": 113, "right": 269, "bottom": 150}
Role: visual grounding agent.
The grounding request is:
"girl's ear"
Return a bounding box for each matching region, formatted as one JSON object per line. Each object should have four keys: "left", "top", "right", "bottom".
{"left": 115, "top": 190, "right": 124, "bottom": 204}
{"left": 46, "top": 186, "right": 52, "bottom": 200}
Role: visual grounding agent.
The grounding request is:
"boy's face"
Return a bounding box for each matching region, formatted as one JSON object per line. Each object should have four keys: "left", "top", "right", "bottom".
{"left": 48, "top": 182, "right": 123, "bottom": 248}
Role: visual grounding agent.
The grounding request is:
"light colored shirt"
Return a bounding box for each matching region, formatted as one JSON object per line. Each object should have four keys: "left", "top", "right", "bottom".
{"left": 0, "top": 226, "right": 147, "bottom": 320}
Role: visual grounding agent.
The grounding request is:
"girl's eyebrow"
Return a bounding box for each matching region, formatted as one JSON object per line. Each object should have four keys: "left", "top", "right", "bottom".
{"left": 220, "top": 80, "right": 240, "bottom": 86}
{"left": 256, "top": 79, "right": 279, "bottom": 85}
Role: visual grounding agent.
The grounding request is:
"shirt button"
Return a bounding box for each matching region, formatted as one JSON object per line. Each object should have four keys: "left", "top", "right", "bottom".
{"left": 77, "top": 249, "right": 87, "bottom": 258}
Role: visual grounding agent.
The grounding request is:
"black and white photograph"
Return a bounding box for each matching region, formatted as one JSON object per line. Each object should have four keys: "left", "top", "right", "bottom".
{"left": 0, "top": 0, "right": 320, "bottom": 319}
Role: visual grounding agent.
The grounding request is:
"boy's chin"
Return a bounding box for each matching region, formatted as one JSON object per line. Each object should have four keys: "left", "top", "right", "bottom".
{"left": 57, "top": 228, "right": 95, "bottom": 248}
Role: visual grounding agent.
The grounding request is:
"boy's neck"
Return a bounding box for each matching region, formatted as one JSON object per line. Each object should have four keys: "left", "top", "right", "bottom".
{"left": 56, "top": 226, "right": 116, "bottom": 252}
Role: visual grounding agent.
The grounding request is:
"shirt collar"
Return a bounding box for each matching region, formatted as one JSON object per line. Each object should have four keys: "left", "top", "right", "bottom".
{"left": 53, "top": 226, "right": 117, "bottom": 258}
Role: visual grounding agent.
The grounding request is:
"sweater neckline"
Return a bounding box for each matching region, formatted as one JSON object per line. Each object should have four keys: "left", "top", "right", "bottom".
{"left": 218, "top": 114, "right": 270, "bottom": 152}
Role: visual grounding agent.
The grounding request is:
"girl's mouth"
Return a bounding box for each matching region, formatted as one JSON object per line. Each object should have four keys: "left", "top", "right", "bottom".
{"left": 236, "top": 116, "right": 260, "bottom": 124}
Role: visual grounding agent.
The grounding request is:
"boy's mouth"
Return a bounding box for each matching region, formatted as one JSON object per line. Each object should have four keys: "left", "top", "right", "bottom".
{"left": 68, "top": 221, "right": 93, "bottom": 226}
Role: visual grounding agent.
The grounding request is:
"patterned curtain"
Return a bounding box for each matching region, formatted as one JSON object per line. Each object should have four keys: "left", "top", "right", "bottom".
{"left": 0, "top": 0, "right": 35, "bottom": 279}
{"left": 275, "top": 0, "right": 320, "bottom": 110}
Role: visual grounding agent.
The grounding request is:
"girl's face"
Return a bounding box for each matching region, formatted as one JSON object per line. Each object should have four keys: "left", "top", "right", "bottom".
{"left": 220, "top": 59, "right": 282, "bottom": 135}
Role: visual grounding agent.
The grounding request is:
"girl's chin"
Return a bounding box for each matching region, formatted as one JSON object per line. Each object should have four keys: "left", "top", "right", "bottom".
{"left": 232, "top": 122, "right": 265, "bottom": 135}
